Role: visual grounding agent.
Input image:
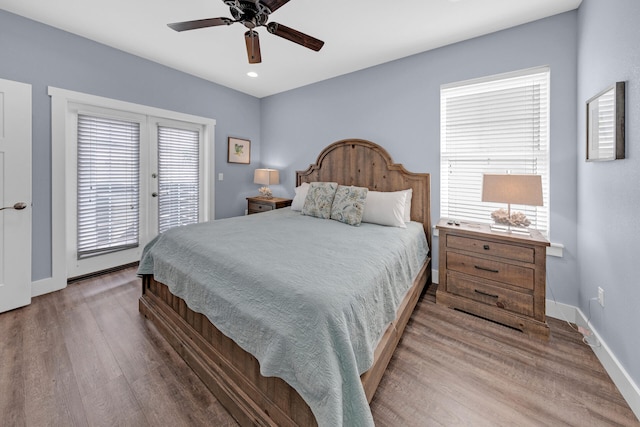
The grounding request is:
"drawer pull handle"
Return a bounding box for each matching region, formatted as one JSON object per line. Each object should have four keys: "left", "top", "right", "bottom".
{"left": 483, "top": 244, "right": 490, "bottom": 250}
{"left": 474, "top": 289, "right": 499, "bottom": 299}
{"left": 474, "top": 265, "right": 499, "bottom": 274}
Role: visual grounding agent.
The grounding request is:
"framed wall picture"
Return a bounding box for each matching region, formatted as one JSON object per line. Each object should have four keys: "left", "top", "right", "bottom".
{"left": 586, "top": 81, "right": 625, "bottom": 161}
{"left": 227, "top": 137, "right": 251, "bottom": 164}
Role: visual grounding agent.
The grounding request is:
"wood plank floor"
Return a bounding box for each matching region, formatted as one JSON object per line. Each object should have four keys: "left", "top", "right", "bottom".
{"left": 1, "top": 266, "right": 638, "bottom": 426}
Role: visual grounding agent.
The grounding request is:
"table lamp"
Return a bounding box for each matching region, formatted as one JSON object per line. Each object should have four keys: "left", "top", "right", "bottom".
{"left": 254, "top": 168, "right": 279, "bottom": 198}
{"left": 481, "top": 174, "right": 543, "bottom": 234}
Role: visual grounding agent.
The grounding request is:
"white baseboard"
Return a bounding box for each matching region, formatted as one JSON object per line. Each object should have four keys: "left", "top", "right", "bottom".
{"left": 546, "top": 299, "right": 640, "bottom": 421}
{"left": 545, "top": 298, "right": 578, "bottom": 324}
{"left": 31, "top": 276, "right": 66, "bottom": 298}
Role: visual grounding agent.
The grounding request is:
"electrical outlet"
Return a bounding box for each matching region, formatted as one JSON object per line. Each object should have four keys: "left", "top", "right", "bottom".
{"left": 597, "top": 287, "right": 605, "bottom": 307}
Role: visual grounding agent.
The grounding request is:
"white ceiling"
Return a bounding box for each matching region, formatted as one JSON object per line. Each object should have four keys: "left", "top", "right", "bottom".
{"left": 1, "top": 0, "right": 581, "bottom": 98}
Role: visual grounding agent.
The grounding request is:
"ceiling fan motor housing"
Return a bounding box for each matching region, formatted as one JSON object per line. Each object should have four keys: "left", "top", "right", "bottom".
{"left": 225, "top": 0, "right": 271, "bottom": 28}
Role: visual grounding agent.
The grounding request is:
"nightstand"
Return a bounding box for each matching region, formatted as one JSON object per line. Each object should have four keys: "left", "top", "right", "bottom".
{"left": 436, "top": 219, "right": 550, "bottom": 339}
{"left": 246, "top": 196, "right": 292, "bottom": 215}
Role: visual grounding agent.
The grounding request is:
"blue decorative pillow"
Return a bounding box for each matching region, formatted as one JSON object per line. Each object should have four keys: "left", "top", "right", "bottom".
{"left": 330, "top": 185, "right": 368, "bottom": 226}
{"left": 302, "top": 182, "right": 338, "bottom": 219}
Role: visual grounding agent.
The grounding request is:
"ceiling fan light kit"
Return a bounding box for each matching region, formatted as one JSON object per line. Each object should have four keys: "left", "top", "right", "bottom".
{"left": 168, "top": 0, "right": 324, "bottom": 64}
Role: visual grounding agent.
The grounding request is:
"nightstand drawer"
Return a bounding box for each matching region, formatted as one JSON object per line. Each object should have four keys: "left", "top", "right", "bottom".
{"left": 446, "top": 252, "right": 534, "bottom": 290}
{"left": 248, "top": 202, "right": 274, "bottom": 213}
{"left": 247, "top": 197, "right": 292, "bottom": 215}
{"left": 447, "top": 272, "right": 534, "bottom": 317}
{"left": 447, "top": 234, "right": 534, "bottom": 263}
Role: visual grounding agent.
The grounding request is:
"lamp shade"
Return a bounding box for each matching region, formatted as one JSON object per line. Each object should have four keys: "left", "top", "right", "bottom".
{"left": 482, "top": 174, "right": 543, "bottom": 206}
{"left": 253, "top": 168, "right": 279, "bottom": 186}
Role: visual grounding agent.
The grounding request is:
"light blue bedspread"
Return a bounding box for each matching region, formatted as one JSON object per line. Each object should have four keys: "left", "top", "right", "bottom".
{"left": 138, "top": 208, "right": 429, "bottom": 426}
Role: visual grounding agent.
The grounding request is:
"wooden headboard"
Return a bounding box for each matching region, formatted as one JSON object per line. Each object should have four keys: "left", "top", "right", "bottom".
{"left": 296, "top": 139, "right": 432, "bottom": 252}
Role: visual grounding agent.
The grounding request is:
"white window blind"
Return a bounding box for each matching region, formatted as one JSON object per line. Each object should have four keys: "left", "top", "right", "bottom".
{"left": 77, "top": 114, "right": 140, "bottom": 259}
{"left": 157, "top": 126, "right": 200, "bottom": 233}
{"left": 588, "top": 88, "right": 615, "bottom": 159}
{"left": 440, "top": 67, "right": 550, "bottom": 235}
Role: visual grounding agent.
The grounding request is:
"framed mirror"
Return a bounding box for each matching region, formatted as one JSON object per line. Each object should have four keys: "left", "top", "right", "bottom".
{"left": 586, "top": 81, "right": 625, "bottom": 161}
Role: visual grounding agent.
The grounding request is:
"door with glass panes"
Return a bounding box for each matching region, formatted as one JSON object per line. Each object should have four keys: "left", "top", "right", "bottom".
{"left": 71, "top": 112, "right": 206, "bottom": 278}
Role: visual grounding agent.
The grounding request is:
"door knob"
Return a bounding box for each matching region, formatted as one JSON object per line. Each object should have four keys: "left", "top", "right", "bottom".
{"left": 0, "top": 202, "right": 27, "bottom": 211}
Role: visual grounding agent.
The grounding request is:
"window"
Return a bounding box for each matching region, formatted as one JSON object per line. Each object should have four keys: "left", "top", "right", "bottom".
{"left": 440, "top": 67, "right": 550, "bottom": 235}
{"left": 77, "top": 114, "right": 140, "bottom": 258}
{"left": 157, "top": 126, "right": 200, "bottom": 233}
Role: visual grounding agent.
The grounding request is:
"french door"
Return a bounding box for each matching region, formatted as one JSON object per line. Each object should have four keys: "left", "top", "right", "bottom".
{"left": 67, "top": 107, "right": 207, "bottom": 278}
{"left": 149, "top": 119, "right": 207, "bottom": 236}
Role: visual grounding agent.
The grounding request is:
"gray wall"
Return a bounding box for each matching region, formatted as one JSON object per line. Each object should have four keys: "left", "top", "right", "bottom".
{"left": 261, "top": 12, "right": 580, "bottom": 305}
{"left": 0, "top": 10, "right": 262, "bottom": 281}
{"left": 577, "top": 0, "right": 640, "bottom": 388}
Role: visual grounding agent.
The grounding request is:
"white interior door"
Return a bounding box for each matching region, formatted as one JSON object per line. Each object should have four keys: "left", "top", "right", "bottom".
{"left": 0, "top": 78, "right": 32, "bottom": 313}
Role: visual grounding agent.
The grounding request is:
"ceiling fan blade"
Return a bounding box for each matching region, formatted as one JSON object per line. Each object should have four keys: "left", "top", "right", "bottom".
{"left": 168, "top": 17, "right": 233, "bottom": 32}
{"left": 244, "top": 30, "right": 262, "bottom": 64}
{"left": 266, "top": 22, "right": 324, "bottom": 51}
{"left": 260, "top": 0, "right": 291, "bottom": 13}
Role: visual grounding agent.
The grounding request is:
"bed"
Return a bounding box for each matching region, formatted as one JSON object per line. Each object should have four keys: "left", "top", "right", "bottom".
{"left": 138, "top": 139, "right": 432, "bottom": 426}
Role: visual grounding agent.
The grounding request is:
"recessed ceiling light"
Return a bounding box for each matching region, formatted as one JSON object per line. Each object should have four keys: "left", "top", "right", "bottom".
{"left": 247, "top": 71, "right": 258, "bottom": 78}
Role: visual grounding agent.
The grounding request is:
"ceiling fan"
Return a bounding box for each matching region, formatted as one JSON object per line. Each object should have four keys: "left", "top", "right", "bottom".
{"left": 168, "top": 0, "right": 324, "bottom": 64}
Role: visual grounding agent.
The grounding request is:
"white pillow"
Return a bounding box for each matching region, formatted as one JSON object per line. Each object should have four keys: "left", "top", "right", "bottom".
{"left": 362, "top": 190, "right": 407, "bottom": 228}
{"left": 291, "top": 182, "right": 310, "bottom": 211}
{"left": 401, "top": 188, "right": 413, "bottom": 222}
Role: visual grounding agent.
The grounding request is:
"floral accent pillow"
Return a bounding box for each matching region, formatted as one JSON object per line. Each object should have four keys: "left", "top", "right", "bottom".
{"left": 330, "top": 185, "right": 368, "bottom": 226}
{"left": 302, "top": 182, "right": 338, "bottom": 219}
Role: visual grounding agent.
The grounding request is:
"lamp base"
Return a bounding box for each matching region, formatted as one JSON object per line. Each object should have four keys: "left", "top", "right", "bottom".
{"left": 258, "top": 186, "right": 273, "bottom": 198}
{"left": 490, "top": 223, "right": 531, "bottom": 236}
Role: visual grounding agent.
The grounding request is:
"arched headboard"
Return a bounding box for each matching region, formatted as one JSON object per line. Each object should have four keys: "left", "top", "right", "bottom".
{"left": 296, "top": 139, "right": 432, "bottom": 252}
